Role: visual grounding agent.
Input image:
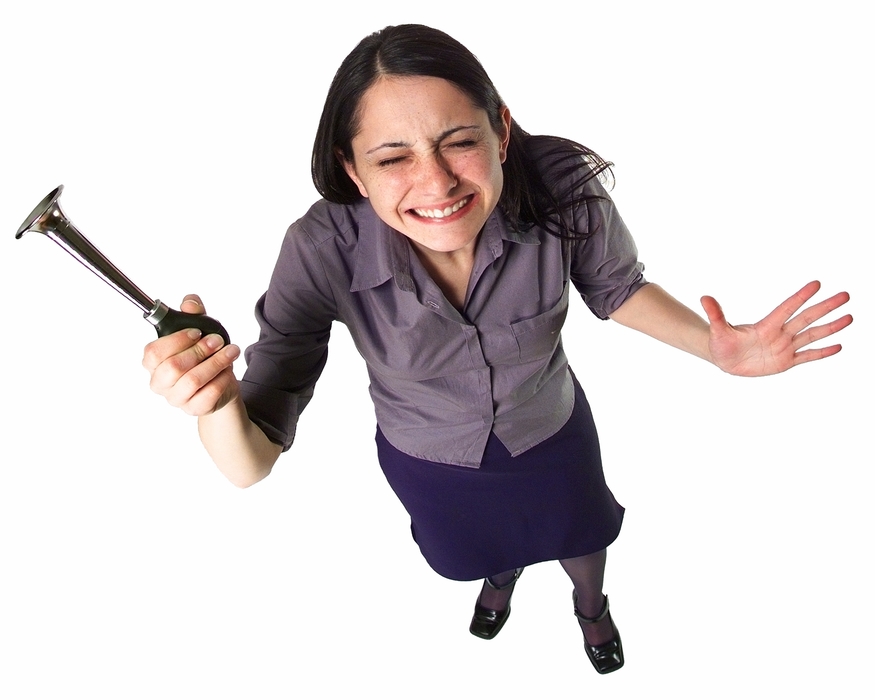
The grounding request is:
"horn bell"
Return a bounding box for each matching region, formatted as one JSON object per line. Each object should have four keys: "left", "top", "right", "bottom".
{"left": 16, "top": 184, "right": 66, "bottom": 240}
{"left": 15, "top": 184, "right": 155, "bottom": 314}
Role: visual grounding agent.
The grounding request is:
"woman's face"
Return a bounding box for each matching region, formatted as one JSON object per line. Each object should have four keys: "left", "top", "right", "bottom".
{"left": 340, "top": 76, "right": 511, "bottom": 256}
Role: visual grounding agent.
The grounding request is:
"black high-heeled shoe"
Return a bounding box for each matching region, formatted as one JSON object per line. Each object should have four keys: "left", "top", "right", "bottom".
{"left": 573, "top": 592, "right": 624, "bottom": 674}
{"left": 468, "top": 568, "right": 524, "bottom": 640}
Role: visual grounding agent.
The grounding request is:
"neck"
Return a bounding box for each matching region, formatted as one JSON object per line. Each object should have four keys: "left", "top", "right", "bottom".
{"left": 409, "top": 238, "right": 477, "bottom": 311}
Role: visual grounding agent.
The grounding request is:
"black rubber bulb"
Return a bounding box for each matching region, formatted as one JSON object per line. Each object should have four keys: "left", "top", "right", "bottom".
{"left": 147, "top": 301, "right": 231, "bottom": 346}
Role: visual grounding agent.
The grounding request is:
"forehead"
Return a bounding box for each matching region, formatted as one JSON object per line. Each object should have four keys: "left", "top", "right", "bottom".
{"left": 353, "top": 76, "right": 485, "bottom": 140}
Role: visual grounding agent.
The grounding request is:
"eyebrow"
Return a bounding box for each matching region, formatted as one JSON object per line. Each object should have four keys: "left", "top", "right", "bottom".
{"left": 364, "top": 125, "right": 481, "bottom": 155}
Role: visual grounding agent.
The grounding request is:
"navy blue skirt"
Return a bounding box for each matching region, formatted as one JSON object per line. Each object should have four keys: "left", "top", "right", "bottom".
{"left": 375, "top": 372, "right": 624, "bottom": 581}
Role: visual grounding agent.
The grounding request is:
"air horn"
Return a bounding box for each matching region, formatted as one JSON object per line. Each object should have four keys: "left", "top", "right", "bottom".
{"left": 15, "top": 185, "right": 230, "bottom": 344}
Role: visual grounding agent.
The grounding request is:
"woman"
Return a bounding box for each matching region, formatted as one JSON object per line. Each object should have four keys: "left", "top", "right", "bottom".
{"left": 143, "top": 25, "right": 851, "bottom": 674}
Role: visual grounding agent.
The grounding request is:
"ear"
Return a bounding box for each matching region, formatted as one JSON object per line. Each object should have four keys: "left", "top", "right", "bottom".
{"left": 334, "top": 147, "right": 369, "bottom": 198}
{"left": 497, "top": 106, "right": 512, "bottom": 163}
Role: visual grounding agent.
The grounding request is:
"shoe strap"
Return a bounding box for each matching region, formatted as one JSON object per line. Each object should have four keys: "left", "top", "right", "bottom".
{"left": 485, "top": 567, "right": 524, "bottom": 591}
{"left": 573, "top": 593, "right": 610, "bottom": 623}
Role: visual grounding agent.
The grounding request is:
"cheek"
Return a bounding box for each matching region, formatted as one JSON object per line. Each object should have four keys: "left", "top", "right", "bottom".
{"left": 475, "top": 159, "right": 504, "bottom": 197}
{"left": 375, "top": 173, "right": 413, "bottom": 204}
{"left": 460, "top": 152, "right": 504, "bottom": 189}
{"left": 364, "top": 181, "right": 405, "bottom": 219}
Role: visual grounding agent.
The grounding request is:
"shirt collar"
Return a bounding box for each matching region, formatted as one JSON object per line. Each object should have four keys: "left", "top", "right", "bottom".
{"left": 349, "top": 203, "right": 540, "bottom": 293}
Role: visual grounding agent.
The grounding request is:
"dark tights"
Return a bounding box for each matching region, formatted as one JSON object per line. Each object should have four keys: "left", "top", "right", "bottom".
{"left": 477, "top": 549, "right": 613, "bottom": 645}
{"left": 560, "top": 549, "right": 613, "bottom": 646}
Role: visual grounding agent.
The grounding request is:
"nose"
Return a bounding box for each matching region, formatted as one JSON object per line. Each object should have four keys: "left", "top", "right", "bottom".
{"left": 415, "top": 152, "right": 458, "bottom": 194}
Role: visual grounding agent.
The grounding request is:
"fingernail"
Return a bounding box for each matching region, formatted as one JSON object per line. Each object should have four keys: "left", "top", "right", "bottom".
{"left": 187, "top": 329, "right": 202, "bottom": 341}
{"left": 204, "top": 334, "right": 224, "bottom": 350}
{"left": 224, "top": 345, "right": 240, "bottom": 360}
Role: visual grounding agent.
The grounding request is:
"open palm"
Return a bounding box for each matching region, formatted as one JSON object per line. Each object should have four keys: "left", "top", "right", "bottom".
{"left": 701, "top": 281, "right": 852, "bottom": 377}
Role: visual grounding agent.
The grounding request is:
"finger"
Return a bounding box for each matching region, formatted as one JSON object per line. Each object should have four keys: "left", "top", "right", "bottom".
{"left": 791, "top": 343, "right": 843, "bottom": 367}
{"left": 149, "top": 334, "right": 237, "bottom": 394}
{"left": 763, "top": 280, "right": 822, "bottom": 325}
{"left": 785, "top": 291, "right": 852, "bottom": 337}
{"left": 179, "top": 366, "right": 239, "bottom": 416}
{"left": 160, "top": 343, "right": 241, "bottom": 409}
{"left": 142, "top": 327, "right": 203, "bottom": 373}
{"left": 181, "top": 294, "right": 206, "bottom": 315}
{"left": 792, "top": 313, "right": 854, "bottom": 351}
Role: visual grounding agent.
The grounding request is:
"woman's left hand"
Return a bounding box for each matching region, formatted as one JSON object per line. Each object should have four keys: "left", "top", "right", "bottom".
{"left": 701, "top": 281, "right": 853, "bottom": 377}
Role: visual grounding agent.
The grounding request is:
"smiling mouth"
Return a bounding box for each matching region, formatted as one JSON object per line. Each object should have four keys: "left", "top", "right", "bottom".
{"left": 411, "top": 197, "right": 470, "bottom": 219}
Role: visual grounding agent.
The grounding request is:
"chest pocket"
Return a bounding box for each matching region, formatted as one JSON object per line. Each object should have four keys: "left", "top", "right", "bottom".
{"left": 510, "top": 284, "right": 569, "bottom": 363}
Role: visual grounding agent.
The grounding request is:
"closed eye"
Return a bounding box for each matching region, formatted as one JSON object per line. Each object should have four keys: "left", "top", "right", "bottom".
{"left": 377, "top": 156, "right": 407, "bottom": 167}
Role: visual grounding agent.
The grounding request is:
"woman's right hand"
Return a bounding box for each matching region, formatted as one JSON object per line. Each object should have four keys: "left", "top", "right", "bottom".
{"left": 142, "top": 295, "right": 241, "bottom": 416}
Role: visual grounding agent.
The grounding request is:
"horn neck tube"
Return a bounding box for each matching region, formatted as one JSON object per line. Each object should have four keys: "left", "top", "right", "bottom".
{"left": 16, "top": 185, "right": 155, "bottom": 314}
{"left": 16, "top": 185, "right": 231, "bottom": 345}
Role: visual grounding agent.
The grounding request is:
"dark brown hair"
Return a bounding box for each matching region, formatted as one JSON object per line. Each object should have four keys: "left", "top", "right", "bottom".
{"left": 311, "top": 24, "right": 612, "bottom": 238}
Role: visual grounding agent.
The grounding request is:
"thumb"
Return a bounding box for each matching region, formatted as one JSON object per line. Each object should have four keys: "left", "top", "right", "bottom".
{"left": 700, "top": 295, "right": 727, "bottom": 328}
{"left": 181, "top": 294, "right": 206, "bottom": 315}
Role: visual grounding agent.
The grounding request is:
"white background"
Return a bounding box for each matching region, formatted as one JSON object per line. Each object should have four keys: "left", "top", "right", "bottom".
{"left": 1, "top": 1, "right": 871, "bottom": 698}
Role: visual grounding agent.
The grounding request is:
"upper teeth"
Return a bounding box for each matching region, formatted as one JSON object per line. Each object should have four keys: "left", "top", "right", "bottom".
{"left": 414, "top": 198, "right": 468, "bottom": 219}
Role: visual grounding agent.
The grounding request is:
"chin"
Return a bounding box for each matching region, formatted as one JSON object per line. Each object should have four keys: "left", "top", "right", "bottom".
{"left": 417, "top": 229, "right": 481, "bottom": 254}
{"left": 404, "top": 218, "right": 486, "bottom": 252}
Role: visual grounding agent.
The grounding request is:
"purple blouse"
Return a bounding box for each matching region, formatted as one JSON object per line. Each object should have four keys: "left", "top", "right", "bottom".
{"left": 240, "top": 140, "right": 647, "bottom": 467}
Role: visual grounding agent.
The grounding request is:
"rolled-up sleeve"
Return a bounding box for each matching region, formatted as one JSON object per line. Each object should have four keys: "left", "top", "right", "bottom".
{"left": 240, "top": 220, "right": 338, "bottom": 450}
{"left": 569, "top": 179, "right": 647, "bottom": 320}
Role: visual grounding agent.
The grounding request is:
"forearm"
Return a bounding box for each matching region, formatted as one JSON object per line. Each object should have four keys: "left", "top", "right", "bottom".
{"left": 609, "top": 283, "right": 713, "bottom": 363}
{"left": 197, "top": 396, "right": 282, "bottom": 488}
